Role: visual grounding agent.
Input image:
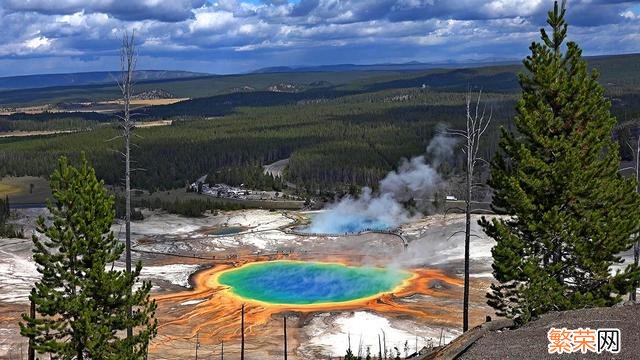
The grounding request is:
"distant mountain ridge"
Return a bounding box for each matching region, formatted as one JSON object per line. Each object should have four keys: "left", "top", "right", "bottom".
{"left": 0, "top": 53, "right": 636, "bottom": 106}
{"left": 251, "top": 59, "right": 522, "bottom": 73}
{"left": 250, "top": 53, "right": 640, "bottom": 73}
{"left": 0, "top": 70, "right": 210, "bottom": 91}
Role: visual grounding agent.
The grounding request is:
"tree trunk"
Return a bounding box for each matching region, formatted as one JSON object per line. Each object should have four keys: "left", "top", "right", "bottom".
{"left": 241, "top": 304, "right": 245, "bottom": 360}
{"left": 457, "top": 91, "right": 491, "bottom": 332}
{"left": 125, "top": 132, "right": 131, "bottom": 277}
{"left": 463, "top": 151, "right": 471, "bottom": 332}
{"left": 283, "top": 316, "right": 287, "bottom": 360}
{"left": 633, "top": 135, "right": 640, "bottom": 302}
{"left": 125, "top": 126, "right": 133, "bottom": 339}
{"left": 28, "top": 295, "right": 35, "bottom": 360}
{"left": 633, "top": 241, "right": 639, "bottom": 301}
{"left": 382, "top": 331, "right": 386, "bottom": 360}
{"left": 120, "top": 31, "right": 135, "bottom": 340}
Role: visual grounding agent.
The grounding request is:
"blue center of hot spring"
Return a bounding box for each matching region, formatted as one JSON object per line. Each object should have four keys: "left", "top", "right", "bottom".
{"left": 303, "top": 214, "right": 391, "bottom": 235}
{"left": 217, "top": 261, "right": 411, "bottom": 305}
{"left": 334, "top": 218, "right": 390, "bottom": 234}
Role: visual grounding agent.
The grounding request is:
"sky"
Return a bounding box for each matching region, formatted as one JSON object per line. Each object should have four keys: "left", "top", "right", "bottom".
{"left": 0, "top": 0, "right": 639, "bottom": 76}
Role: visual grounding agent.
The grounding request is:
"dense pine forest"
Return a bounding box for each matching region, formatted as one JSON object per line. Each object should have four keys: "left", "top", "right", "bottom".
{"left": 1, "top": 55, "right": 639, "bottom": 194}
{"left": 0, "top": 89, "right": 514, "bottom": 192}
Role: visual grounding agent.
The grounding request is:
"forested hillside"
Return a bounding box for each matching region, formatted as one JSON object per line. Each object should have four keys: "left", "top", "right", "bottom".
{"left": 0, "top": 89, "right": 512, "bottom": 192}
{"left": 1, "top": 53, "right": 638, "bottom": 106}
{"left": 0, "top": 112, "right": 111, "bottom": 132}
{"left": 1, "top": 54, "right": 639, "bottom": 194}
{"left": 0, "top": 70, "right": 208, "bottom": 91}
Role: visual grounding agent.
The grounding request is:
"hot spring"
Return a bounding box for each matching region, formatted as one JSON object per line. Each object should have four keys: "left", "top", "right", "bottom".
{"left": 215, "top": 261, "right": 412, "bottom": 305}
{"left": 300, "top": 213, "right": 392, "bottom": 235}
{"left": 203, "top": 226, "right": 248, "bottom": 236}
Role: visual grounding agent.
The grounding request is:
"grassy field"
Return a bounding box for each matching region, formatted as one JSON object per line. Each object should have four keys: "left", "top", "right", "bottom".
{"left": 0, "top": 183, "right": 21, "bottom": 196}
{"left": 0, "top": 130, "right": 78, "bottom": 138}
{"left": 0, "top": 98, "right": 190, "bottom": 116}
{"left": 0, "top": 176, "right": 51, "bottom": 204}
{"left": 114, "top": 98, "right": 189, "bottom": 106}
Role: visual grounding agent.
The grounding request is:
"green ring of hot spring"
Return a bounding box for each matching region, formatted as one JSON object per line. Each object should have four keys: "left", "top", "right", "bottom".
{"left": 216, "top": 260, "right": 412, "bottom": 305}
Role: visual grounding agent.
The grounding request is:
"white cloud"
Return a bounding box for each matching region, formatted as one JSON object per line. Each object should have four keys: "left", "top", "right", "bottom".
{"left": 621, "top": 10, "right": 640, "bottom": 20}
{"left": 0, "top": 34, "right": 65, "bottom": 57}
{"left": 189, "top": 10, "right": 236, "bottom": 32}
{"left": 4, "top": 0, "right": 206, "bottom": 22}
{"left": 24, "top": 36, "right": 52, "bottom": 49}
{"left": 481, "top": 0, "right": 544, "bottom": 17}
{"left": 0, "top": 0, "right": 638, "bottom": 75}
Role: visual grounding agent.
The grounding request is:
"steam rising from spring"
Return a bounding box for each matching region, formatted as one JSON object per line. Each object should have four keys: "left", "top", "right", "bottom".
{"left": 307, "top": 133, "right": 457, "bottom": 234}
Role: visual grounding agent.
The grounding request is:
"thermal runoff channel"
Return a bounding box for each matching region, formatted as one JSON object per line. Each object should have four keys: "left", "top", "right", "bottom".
{"left": 216, "top": 261, "right": 412, "bottom": 305}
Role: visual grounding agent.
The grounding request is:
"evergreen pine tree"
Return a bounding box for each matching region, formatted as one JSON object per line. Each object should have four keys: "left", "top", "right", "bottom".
{"left": 344, "top": 348, "right": 358, "bottom": 360}
{"left": 480, "top": 0, "right": 640, "bottom": 323}
{"left": 20, "top": 155, "right": 157, "bottom": 359}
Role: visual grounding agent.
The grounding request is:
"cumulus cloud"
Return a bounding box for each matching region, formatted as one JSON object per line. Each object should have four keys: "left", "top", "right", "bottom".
{"left": 190, "top": 10, "right": 237, "bottom": 32}
{"left": 621, "top": 10, "right": 640, "bottom": 20}
{"left": 0, "top": 0, "right": 638, "bottom": 75}
{"left": 3, "top": 0, "right": 207, "bottom": 22}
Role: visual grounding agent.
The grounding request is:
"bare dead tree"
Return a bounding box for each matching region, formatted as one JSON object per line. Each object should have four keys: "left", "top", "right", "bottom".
{"left": 622, "top": 131, "right": 640, "bottom": 301}
{"left": 195, "top": 331, "right": 199, "bottom": 360}
{"left": 283, "top": 316, "right": 288, "bottom": 360}
{"left": 442, "top": 91, "right": 492, "bottom": 332}
{"left": 381, "top": 329, "right": 387, "bottom": 359}
{"left": 28, "top": 291, "right": 35, "bottom": 360}
{"left": 117, "top": 31, "right": 136, "bottom": 339}
{"left": 633, "top": 135, "right": 640, "bottom": 302}
{"left": 240, "top": 304, "right": 245, "bottom": 360}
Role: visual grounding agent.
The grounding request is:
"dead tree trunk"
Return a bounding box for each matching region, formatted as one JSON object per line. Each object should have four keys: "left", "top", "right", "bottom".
{"left": 283, "top": 316, "right": 288, "bottom": 360}
{"left": 633, "top": 135, "right": 640, "bottom": 301}
{"left": 444, "top": 91, "right": 492, "bottom": 332}
{"left": 240, "top": 304, "right": 245, "bottom": 360}
{"left": 382, "top": 330, "right": 387, "bottom": 359}
{"left": 463, "top": 151, "right": 472, "bottom": 332}
{"left": 28, "top": 293, "right": 35, "bottom": 360}
{"left": 118, "top": 31, "right": 136, "bottom": 339}
{"left": 195, "top": 332, "right": 199, "bottom": 360}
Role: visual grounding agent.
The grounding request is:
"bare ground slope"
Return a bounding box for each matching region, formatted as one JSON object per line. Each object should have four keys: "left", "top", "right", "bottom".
{"left": 459, "top": 303, "right": 639, "bottom": 360}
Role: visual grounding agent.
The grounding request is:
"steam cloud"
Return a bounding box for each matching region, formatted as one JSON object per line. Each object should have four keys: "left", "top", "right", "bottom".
{"left": 306, "top": 133, "right": 457, "bottom": 234}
